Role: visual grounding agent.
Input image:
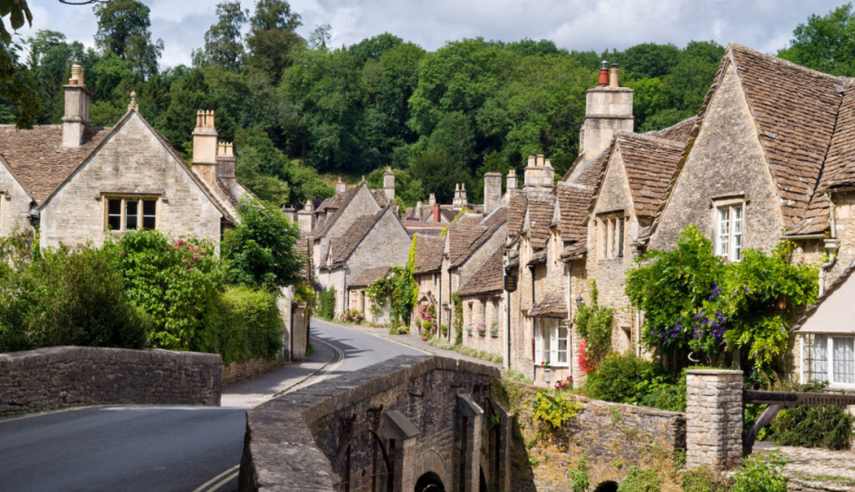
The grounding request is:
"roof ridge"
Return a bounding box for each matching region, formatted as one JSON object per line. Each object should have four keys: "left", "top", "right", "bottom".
{"left": 615, "top": 131, "right": 685, "bottom": 148}
{"left": 728, "top": 43, "right": 850, "bottom": 84}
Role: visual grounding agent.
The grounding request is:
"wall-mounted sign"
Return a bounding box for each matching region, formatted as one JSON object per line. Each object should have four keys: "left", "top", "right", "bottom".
{"left": 504, "top": 274, "right": 518, "bottom": 293}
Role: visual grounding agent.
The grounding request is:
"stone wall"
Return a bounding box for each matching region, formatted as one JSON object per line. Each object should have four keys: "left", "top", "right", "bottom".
{"left": 0, "top": 346, "right": 222, "bottom": 416}
{"left": 222, "top": 355, "right": 286, "bottom": 386}
{"left": 239, "top": 356, "right": 507, "bottom": 492}
{"left": 461, "top": 294, "right": 504, "bottom": 356}
{"left": 511, "top": 383, "right": 686, "bottom": 492}
{"left": 0, "top": 156, "right": 33, "bottom": 238}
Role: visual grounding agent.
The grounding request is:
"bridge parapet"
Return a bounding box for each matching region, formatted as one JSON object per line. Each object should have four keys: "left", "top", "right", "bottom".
{"left": 686, "top": 369, "right": 744, "bottom": 471}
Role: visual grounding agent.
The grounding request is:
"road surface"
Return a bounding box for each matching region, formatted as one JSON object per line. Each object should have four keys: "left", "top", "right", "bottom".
{"left": 0, "top": 319, "right": 422, "bottom": 492}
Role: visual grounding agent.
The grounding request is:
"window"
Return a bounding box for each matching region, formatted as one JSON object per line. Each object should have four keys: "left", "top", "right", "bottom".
{"left": 622, "top": 327, "right": 632, "bottom": 352}
{"left": 481, "top": 301, "right": 487, "bottom": 323}
{"left": 716, "top": 203, "right": 743, "bottom": 261}
{"left": 493, "top": 300, "right": 500, "bottom": 328}
{"left": 534, "top": 319, "right": 569, "bottom": 367}
{"left": 105, "top": 197, "right": 157, "bottom": 232}
{"left": 801, "top": 334, "right": 855, "bottom": 387}
{"left": 599, "top": 216, "right": 626, "bottom": 260}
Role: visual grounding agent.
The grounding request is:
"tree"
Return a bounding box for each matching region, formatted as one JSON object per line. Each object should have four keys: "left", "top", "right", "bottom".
{"left": 202, "top": 1, "right": 249, "bottom": 71}
{"left": 0, "top": 0, "right": 40, "bottom": 128}
{"left": 93, "top": 0, "right": 163, "bottom": 79}
{"left": 0, "top": 0, "right": 31, "bottom": 45}
{"left": 223, "top": 198, "right": 304, "bottom": 291}
{"left": 409, "top": 149, "right": 472, "bottom": 203}
{"left": 779, "top": 3, "right": 855, "bottom": 76}
{"left": 246, "top": 0, "right": 304, "bottom": 83}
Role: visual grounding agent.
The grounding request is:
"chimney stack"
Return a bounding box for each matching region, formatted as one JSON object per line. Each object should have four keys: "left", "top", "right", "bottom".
{"left": 524, "top": 154, "right": 555, "bottom": 196}
{"left": 598, "top": 60, "right": 609, "bottom": 87}
{"left": 298, "top": 199, "right": 315, "bottom": 232}
{"left": 336, "top": 177, "right": 347, "bottom": 194}
{"left": 62, "top": 61, "right": 90, "bottom": 149}
{"left": 429, "top": 193, "right": 436, "bottom": 206}
{"left": 216, "top": 141, "right": 235, "bottom": 179}
{"left": 433, "top": 203, "right": 441, "bottom": 223}
{"left": 192, "top": 110, "right": 219, "bottom": 189}
{"left": 453, "top": 183, "right": 468, "bottom": 210}
{"left": 484, "top": 172, "right": 502, "bottom": 214}
{"left": 609, "top": 62, "right": 620, "bottom": 88}
{"left": 577, "top": 61, "right": 633, "bottom": 160}
{"left": 383, "top": 167, "right": 395, "bottom": 202}
{"left": 507, "top": 169, "right": 518, "bottom": 194}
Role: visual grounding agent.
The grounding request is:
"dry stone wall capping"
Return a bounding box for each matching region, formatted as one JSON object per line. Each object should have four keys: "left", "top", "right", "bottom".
{"left": 686, "top": 369, "right": 744, "bottom": 471}
{"left": 0, "top": 346, "right": 222, "bottom": 416}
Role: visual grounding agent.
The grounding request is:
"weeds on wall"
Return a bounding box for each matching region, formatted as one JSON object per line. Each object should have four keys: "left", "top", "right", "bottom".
{"left": 731, "top": 450, "right": 788, "bottom": 492}
{"left": 681, "top": 466, "right": 732, "bottom": 492}
{"left": 617, "top": 466, "right": 661, "bottom": 492}
{"left": 569, "top": 452, "right": 590, "bottom": 492}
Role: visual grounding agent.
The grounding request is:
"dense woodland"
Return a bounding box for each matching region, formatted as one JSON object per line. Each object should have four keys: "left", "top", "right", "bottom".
{"left": 1, "top": 1, "right": 852, "bottom": 208}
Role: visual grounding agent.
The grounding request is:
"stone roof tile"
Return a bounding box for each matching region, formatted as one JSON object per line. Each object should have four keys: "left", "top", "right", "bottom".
{"left": 348, "top": 266, "right": 391, "bottom": 288}
{"left": 458, "top": 247, "right": 504, "bottom": 297}
{"left": 527, "top": 197, "right": 554, "bottom": 250}
{"left": 414, "top": 235, "right": 444, "bottom": 274}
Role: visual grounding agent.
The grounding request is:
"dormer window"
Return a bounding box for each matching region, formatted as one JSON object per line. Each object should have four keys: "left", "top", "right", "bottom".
{"left": 715, "top": 201, "right": 743, "bottom": 261}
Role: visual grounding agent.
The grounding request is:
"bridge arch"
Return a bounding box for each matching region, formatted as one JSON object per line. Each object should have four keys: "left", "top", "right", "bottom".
{"left": 414, "top": 448, "right": 450, "bottom": 492}
{"left": 593, "top": 480, "right": 619, "bottom": 492}
{"left": 414, "top": 471, "right": 445, "bottom": 492}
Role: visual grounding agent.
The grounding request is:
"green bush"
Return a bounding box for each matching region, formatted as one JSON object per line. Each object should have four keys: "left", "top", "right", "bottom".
{"left": 318, "top": 286, "right": 336, "bottom": 320}
{"left": 771, "top": 382, "right": 854, "bottom": 450}
{"left": 198, "top": 285, "right": 283, "bottom": 365}
{"left": 105, "top": 229, "right": 226, "bottom": 350}
{"left": 732, "top": 451, "right": 788, "bottom": 492}
{"left": 0, "top": 244, "right": 149, "bottom": 352}
{"left": 583, "top": 352, "right": 688, "bottom": 412}
{"left": 617, "top": 466, "right": 660, "bottom": 492}
{"left": 682, "top": 466, "right": 731, "bottom": 492}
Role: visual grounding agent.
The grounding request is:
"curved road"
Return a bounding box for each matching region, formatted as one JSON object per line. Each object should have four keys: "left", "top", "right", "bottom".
{"left": 0, "top": 319, "right": 422, "bottom": 492}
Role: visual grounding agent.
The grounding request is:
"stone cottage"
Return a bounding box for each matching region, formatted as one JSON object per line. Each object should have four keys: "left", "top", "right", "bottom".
{"left": 412, "top": 234, "right": 445, "bottom": 332}
{"left": 0, "top": 62, "right": 245, "bottom": 248}
{"left": 317, "top": 205, "right": 412, "bottom": 317}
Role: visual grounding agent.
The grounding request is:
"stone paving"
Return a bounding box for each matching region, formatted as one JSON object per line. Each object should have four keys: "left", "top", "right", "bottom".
{"left": 756, "top": 442, "right": 855, "bottom": 491}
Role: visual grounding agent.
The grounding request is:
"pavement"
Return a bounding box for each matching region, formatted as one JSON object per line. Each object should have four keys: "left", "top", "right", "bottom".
{"left": 755, "top": 443, "right": 855, "bottom": 489}
{"left": 0, "top": 318, "right": 422, "bottom": 492}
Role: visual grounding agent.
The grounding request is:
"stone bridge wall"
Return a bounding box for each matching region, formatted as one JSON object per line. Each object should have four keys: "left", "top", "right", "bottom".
{"left": 239, "top": 355, "right": 506, "bottom": 492}
{"left": 511, "top": 384, "right": 687, "bottom": 492}
{"left": 0, "top": 346, "right": 222, "bottom": 416}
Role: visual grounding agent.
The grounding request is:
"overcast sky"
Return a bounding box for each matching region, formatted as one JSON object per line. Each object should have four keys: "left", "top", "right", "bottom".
{"left": 19, "top": 0, "right": 849, "bottom": 68}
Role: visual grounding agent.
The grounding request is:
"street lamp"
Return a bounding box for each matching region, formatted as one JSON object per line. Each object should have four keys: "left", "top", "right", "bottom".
{"left": 575, "top": 295, "right": 584, "bottom": 307}
{"left": 27, "top": 205, "right": 40, "bottom": 229}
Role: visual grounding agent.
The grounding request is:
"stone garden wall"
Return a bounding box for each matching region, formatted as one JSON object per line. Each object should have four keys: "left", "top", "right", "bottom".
{"left": 0, "top": 346, "right": 222, "bottom": 416}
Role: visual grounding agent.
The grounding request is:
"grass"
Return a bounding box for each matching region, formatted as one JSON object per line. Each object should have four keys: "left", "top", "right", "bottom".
{"left": 305, "top": 343, "right": 314, "bottom": 356}
{"left": 426, "top": 336, "right": 503, "bottom": 364}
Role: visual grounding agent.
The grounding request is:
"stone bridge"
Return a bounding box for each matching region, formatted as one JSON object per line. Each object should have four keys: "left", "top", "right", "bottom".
{"left": 239, "top": 357, "right": 742, "bottom": 492}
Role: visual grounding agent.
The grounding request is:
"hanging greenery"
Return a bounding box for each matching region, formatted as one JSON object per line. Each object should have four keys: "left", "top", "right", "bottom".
{"left": 365, "top": 235, "right": 418, "bottom": 330}
{"left": 626, "top": 226, "right": 819, "bottom": 369}
{"left": 574, "top": 280, "right": 614, "bottom": 371}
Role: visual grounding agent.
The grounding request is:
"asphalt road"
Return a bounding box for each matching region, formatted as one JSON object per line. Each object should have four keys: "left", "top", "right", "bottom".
{"left": 0, "top": 318, "right": 422, "bottom": 492}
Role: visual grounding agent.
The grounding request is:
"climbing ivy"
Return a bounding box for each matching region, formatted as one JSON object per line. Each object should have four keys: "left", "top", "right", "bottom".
{"left": 365, "top": 235, "right": 418, "bottom": 329}
{"left": 574, "top": 280, "right": 614, "bottom": 372}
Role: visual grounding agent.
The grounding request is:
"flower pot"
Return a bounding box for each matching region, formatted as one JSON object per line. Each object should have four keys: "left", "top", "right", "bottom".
{"left": 421, "top": 334, "right": 428, "bottom": 342}
{"left": 490, "top": 331, "right": 499, "bottom": 338}
{"left": 543, "top": 368, "right": 551, "bottom": 384}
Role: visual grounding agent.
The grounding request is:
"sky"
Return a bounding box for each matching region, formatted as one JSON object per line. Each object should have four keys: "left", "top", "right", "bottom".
{"left": 18, "top": 0, "right": 849, "bottom": 68}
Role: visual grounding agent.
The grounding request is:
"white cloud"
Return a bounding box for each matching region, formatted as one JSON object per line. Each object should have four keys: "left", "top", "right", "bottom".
{"left": 22, "top": 0, "right": 847, "bottom": 68}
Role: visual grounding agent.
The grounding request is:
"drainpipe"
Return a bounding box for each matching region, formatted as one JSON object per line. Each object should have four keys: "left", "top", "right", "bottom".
{"left": 819, "top": 193, "right": 839, "bottom": 297}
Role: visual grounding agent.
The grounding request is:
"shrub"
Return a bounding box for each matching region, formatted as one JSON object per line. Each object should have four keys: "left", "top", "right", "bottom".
{"left": 584, "top": 352, "right": 688, "bottom": 412}
{"left": 0, "top": 244, "right": 149, "bottom": 352}
{"left": 570, "top": 453, "right": 590, "bottom": 492}
{"left": 682, "top": 466, "right": 732, "bottom": 492}
{"left": 617, "top": 466, "right": 661, "bottom": 492}
{"left": 105, "top": 229, "right": 226, "bottom": 350}
{"left": 771, "top": 382, "right": 854, "bottom": 450}
{"left": 574, "top": 280, "right": 614, "bottom": 370}
{"left": 532, "top": 389, "right": 583, "bottom": 429}
{"left": 199, "top": 285, "right": 283, "bottom": 365}
{"left": 222, "top": 198, "right": 304, "bottom": 291}
{"left": 732, "top": 451, "right": 788, "bottom": 492}
{"left": 318, "top": 286, "right": 336, "bottom": 320}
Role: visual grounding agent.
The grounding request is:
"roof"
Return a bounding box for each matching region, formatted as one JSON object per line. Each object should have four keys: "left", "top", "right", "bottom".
{"left": 458, "top": 247, "right": 504, "bottom": 297}
{"left": 451, "top": 207, "right": 508, "bottom": 268}
{"left": 528, "top": 294, "right": 567, "bottom": 317}
{"left": 556, "top": 186, "right": 591, "bottom": 247}
{"left": 331, "top": 207, "right": 389, "bottom": 264}
{"left": 817, "top": 82, "right": 855, "bottom": 193}
{"left": 508, "top": 194, "right": 528, "bottom": 237}
{"left": 0, "top": 124, "right": 112, "bottom": 203}
{"left": 527, "top": 197, "right": 554, "bottom": 250}
{"left": 348, "top": 266, "right": 391, "bottom": 289}
{"left": 413, "top": 235, "right": 444, "bottom": 274}
{"left": 591, "top": 132, "right": 684, "bottom": 220}
{"left": 794, "top": 261, "right": 855, "bottom": 334}
{"left": 447, "top": 222, "right": 487, "bottom": 265}
{"left": 312, "top": 183, "right": 376, "bottom": 238}
{"left": 644, "top": 116, "right": 698, "bottom": 143}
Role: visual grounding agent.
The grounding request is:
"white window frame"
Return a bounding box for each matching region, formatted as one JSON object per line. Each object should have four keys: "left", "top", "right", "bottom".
{"left": 598, "top": 215, "right": 626, "bottom": 260}
{"left": 801, "top": 334, "right": 855, "bottom": 389}
{"left": 715, "top": 200, "right": 743, "bottom": 262}
{"left": 104, "top": 195, "right": 159, "bottom": 233}
{"left": 534, "top": 318, "right": 569, "bottom": 367}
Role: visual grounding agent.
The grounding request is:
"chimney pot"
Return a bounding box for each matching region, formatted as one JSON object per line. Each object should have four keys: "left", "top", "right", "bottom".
{"left": 433, "top": 203, "right": 440, "bottom": 223}
{"left": 599, "top": 60, "right": 609, "bottom": 87}
{"left": 527, "top": 155, "right": 535, "bottom": 167}
{"left": 336, "top": 177, "right": 347, "bottom": 194}
{"left": 609, "top": 62, "right": 619, "bottom": 88}
{"left": 429, "top": 193, "right": 436, "bottom": 206}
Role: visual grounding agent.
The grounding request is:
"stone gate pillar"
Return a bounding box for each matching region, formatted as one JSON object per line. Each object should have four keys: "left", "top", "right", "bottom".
{"left": 382, "top": 410, "right": 420, "bottom": 492}
{"left": 458, "top": 392, "right": 484, "bottom": 492}
{"left": 686, "top": 369, "right": 743, "bottom": 470}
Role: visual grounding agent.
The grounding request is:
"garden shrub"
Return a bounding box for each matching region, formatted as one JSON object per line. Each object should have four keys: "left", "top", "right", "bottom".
{"left": 199, "top": 285, "right": 283, "bottom": 365}
{"left": 0, "top": 244, "right": 149, "bottom": 352}
{"left": 617, "top": 466, "right": 661, "bottom": 492}
{"left": 106, "top": 229, "right": 226, "bottom": 350}
{"left": 583, "top": 352, "right": 689, "bottom": 412}
{"left": 682, "top": 466, "right": 731, "bottom": 492}
{"left": 575, "top": 280, "right": 614, "bottom": 371}
{"left": 732, "top": 451, "right": 788, "bottom": 492}
{"left": 771, "top": 382, "right": 854, "bottom": 450}
{"left": 318, "top": 286, "right": 336, "bottom": 320}
{"left": 532, "top": 389, "right": 583, "bottom": 429}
